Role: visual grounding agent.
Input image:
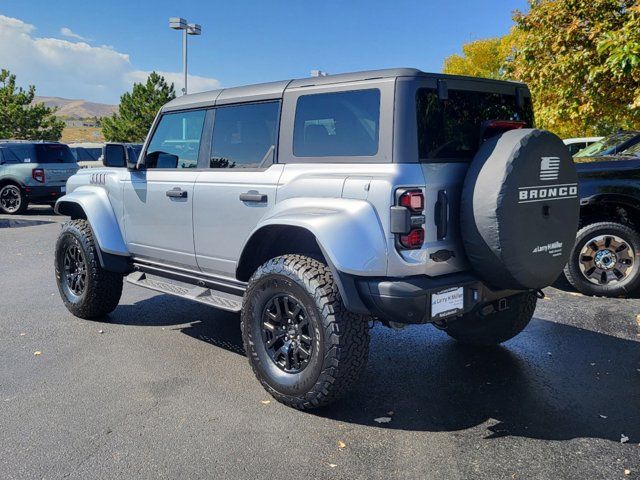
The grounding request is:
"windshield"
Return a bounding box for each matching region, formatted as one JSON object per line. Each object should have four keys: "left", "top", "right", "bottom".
{"left": 416, "top": 88, "right": 534, "bottom": 160}
{"left": 71, "top": 147, "right": 102, "bottom": 161}
{"left": 574, "top": 132, "right": 638, "bottom": 158}
{"left": 620, "top": 142, "right": 640, "bottom": 157}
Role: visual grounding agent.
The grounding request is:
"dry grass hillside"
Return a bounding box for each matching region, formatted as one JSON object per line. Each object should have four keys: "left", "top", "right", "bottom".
{"left": 60, "top": 126, "right": 105, "bottom": 143}
{"left": 34, "top": 96, "right": 117, "bottom": 119}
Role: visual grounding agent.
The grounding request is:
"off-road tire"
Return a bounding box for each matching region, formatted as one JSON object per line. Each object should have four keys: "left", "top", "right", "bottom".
{"left": 0, "top": 184, "right": 28, "bottom": 215}
{"left": 443, "top": 292, "right": 537, "bottom": 346}
{"left": 55, "top": 219, "right": 123, "bottom": 319}
{"left": 564, "top": 222, "right": 640, "bottom": 297}
{"left": 241, "top": 254, "right": 370, "bottom": 410}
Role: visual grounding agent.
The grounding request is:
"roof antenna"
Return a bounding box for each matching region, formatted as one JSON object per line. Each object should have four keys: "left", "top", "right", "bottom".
{"left": 310, "top": 70, "right": 329, "bottom": 77}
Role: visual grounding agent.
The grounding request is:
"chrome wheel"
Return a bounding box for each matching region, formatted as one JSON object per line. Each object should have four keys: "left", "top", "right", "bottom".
{"left": 62, "top": 242, "right": 87, "bottom": 298}
{"left": 578, "top": 234, "right": 635, "bottom": 285}
{"left": 0, "top": 185, "right": 22, "bottom": 214}
{"left": 261, "top": 294, "right": 313, "bottom": 373}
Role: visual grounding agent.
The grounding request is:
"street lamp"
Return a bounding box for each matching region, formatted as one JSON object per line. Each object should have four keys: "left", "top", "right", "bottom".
{"left": 169, "top": 17, "right": 202, "bottom": 95}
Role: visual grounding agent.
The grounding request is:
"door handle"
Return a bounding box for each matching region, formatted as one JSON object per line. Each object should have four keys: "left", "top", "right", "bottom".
{"left": 239, "top": 191, "right": 267, "bottom": 203}
{"left": 166, "top": 188, "right": 187, "bottom": 199}
{"left": 435, "top": 190, "right": 448, "bottom": 240}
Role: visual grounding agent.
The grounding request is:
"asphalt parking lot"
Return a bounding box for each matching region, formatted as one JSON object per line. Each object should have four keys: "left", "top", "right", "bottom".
{"left": 1, "top": 206, "right": 639, "bottom": 480}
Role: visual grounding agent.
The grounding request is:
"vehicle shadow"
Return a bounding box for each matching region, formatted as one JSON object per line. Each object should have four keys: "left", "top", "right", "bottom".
{"left": 107, "top": 295, "right": 640, "bottom": 443}
{"left": 318, "top": 318, "right": 640, "bottom": 443}
{"left": 108, "top": 294, "right": 245, "bottom": 355}
{"left": 552, "top": 273, "right": 640, "bottom": 299}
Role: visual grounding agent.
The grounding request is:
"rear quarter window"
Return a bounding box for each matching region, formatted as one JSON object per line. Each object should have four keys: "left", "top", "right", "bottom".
{"left": 293, "top": 89, "right": 380, "bottom": 157}
{"left": 416, "top": 88, "right": 534, "bottom": 161}
{"left": 2, "top": 145, "right": 36, "bottom": 163}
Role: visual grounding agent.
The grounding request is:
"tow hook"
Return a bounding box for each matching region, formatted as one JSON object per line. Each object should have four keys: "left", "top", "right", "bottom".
{"left": 535, "top": 289, "right": 546, "bottom": 299}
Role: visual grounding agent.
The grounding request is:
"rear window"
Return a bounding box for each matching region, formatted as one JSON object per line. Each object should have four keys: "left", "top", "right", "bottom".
{"left": 34, "top": 144, "right": 76, "bottom": 163}
{"left": 416, "top": 88, "right": 534, "bottom": 160}
{"left": 293, "top": 89, "right": 380, "bottom": 157}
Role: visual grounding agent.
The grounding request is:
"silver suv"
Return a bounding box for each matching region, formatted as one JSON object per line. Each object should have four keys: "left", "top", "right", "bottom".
{"left": 0, "top": 141, "right": 78, "bottom": 214}
{"left": 54, "top": 69, "right": 580, "bottom": 409}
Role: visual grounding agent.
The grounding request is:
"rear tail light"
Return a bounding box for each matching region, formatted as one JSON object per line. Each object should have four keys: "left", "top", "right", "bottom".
{"left": 398, "top": 190, "right": 424, "bottom": 212}
{"left": 394, "top": 188, "right": 425, "bottom": 250}
{"left": 32, "top": 168, "right": 45, "bottom": 183}
{"left": 399, "top": 228, "right": 425, "bottom": 249}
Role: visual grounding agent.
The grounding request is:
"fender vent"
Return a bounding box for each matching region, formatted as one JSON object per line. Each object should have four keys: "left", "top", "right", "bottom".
{"left": 90, "top": 172, "right": 107, "bottom": 185}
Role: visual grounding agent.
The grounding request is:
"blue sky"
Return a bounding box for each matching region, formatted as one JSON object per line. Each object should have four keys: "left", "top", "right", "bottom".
{"left": 0, "top": 0, "right": 528, "bottom": 104}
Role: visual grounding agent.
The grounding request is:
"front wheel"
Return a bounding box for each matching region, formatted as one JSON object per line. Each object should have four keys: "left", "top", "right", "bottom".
{"left": 241, "top": 254, "right": 370, "bottom": 410}
{"left": 564, "top": 222, "right": 640, "bottom": 297}
{"left": 441, "top": 292, "right": 537, "bottom": 346}
{"left": 55, "top": 219, "right": 123, "bottom": 319}
{"left": 0, "top": 184, "right": 27, "bottom": 215}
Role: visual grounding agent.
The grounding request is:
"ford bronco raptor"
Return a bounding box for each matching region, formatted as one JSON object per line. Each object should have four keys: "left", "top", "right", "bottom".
{"left": 54, "top": 69, "right": 579, "bottom": 409}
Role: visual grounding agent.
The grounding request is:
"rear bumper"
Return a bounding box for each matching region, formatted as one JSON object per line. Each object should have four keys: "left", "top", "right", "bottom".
{"left": 24, "top": 185, "right": 65, "bottom": 203}
{"left": 352, "top": 272, "right": 523, "bottom": 324}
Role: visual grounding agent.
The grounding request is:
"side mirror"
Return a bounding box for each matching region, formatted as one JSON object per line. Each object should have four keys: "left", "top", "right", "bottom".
{"left": 103, "top": 144, "right": 127, "bottom": 168}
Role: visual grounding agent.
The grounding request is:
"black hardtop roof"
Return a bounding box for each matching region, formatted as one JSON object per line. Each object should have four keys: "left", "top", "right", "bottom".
{"left": 162, "top": 68, "right": 527, "bottom": 112}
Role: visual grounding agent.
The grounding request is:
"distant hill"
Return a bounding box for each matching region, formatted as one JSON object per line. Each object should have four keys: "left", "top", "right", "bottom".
{"left": 33, "top": 96, "right": 118, "bottom": 119}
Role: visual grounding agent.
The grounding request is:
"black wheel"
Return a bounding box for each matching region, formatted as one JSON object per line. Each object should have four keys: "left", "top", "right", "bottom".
{"left": 241, "top": 254, "right": 370, "bottom": 410}
{"left": 442, "top": 292, "right": 537, "bottom": 346}
{"left": 564, "top": 222, "right": 640, "bottom": 297}
{"left": 0, "top": 184, "right": 27, "bottom": 215}
{"left": 55, "top": 219, "right": 123, "bottom": 319}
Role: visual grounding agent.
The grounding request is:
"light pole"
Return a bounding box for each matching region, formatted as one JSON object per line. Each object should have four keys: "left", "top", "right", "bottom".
{"left": 169, "top": 17, "right": 202, "bottom": 95}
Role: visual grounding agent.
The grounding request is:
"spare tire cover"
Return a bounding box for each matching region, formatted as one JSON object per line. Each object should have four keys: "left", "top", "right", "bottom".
{"left": 460, "top": 128, "right": 579, "bottom": 290}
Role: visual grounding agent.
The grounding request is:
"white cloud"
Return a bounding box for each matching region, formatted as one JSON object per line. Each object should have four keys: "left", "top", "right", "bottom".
{"left": 127, "top": 70, "right": 221, "bottom": 95}
{"left": 0, "top": 14, "right": 220, "bottom": 104}
{"left": 60, "top": 27, "right": 87, "bottom": 41}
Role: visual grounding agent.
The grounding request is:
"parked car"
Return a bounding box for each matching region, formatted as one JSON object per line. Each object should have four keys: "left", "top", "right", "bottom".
{"left": 573, "top": 131, "right": 640, "bottom": 159}
{"left": 0, "top": 141, "right": 78, "bottom": 214}
{"left": 565, "top": 141, "right": 640, "bottom": 296}
{"left": 53, "top": 69, "right": 579, "bottom": 409}
{"left": 68, "top": 142, "right": 104, "bottom": 169}
{"left": 563, "top": 137, "right": 603, "bottom": 156}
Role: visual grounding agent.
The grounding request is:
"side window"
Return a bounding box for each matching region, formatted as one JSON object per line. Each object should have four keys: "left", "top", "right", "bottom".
{"left": 4, "top": 146, "right": 35, "bottom": 163}
{"left": 293, "top": 89, "right": 380, "bottom": 157}
{"left": 209, "top": 101, "right": 280, "bottom": 169}
{"left": 145, "top": 110, "right": 206, "bottom": 169}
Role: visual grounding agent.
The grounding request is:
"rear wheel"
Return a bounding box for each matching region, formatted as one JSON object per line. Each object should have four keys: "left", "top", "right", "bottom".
{"left": 442, "top": 292, "right": 537, "bottom": 346}
{"left": 0, "top": 184, "right": 27, "bottom": 215}
{"left": 55, "top": 219, "right": 123, "bottom": 319}
{"left": 241, "top": 254, "right": 370, "bottom": 409}
{"left": 564, "top": 222, "right": 640, "bottom": 297}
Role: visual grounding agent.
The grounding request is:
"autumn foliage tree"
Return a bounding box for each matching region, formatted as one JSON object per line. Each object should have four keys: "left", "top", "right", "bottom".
{"left": 0, "top": 69, "right": 64, "bottom": 141}
{"left": 102, "top": 72, "right": 176, "bottom": 142}
{"left": 442, "top": 0, "right": 640, "bottom": 138}
{"left": 443, "top": 37, "right": 511, "bottom": 79}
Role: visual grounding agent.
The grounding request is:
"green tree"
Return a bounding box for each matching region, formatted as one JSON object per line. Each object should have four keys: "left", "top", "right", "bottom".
{"left": 0, "top": 69, "right": 64, "bottom": 141}
{"left": 508, "top": 0, "right": 640, "bottom": 137}
{"left": 102, "top": 72, "right": 176, "bottom": 142}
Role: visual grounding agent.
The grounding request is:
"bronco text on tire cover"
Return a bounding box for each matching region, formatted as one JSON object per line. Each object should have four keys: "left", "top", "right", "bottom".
{"left": 461, "top": 129, "right": 580, "bottom": 290}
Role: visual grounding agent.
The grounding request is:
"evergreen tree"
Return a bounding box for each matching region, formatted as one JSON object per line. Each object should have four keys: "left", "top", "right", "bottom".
{"left": 0, "top": 69, "right": 64, "bottom": 140}
{"left": 102, "top": 72, "right": 176, "bottom": 142}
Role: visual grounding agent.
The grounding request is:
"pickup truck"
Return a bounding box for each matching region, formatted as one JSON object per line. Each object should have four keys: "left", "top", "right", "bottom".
{"left": 565, "top": 141, "right": 640, "bottom": 296}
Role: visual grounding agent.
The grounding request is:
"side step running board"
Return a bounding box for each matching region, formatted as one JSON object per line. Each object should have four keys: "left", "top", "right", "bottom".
{"left": 126, "top": 271, "right": 243, "bottom": 312}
